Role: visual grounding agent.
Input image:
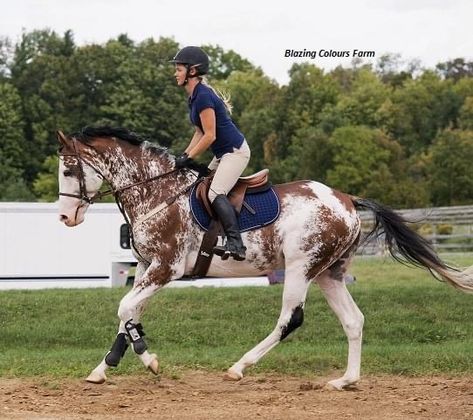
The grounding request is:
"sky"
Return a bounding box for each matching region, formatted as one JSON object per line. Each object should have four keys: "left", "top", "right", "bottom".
{"left": 2, "top": 0, "right": 473, "bottom": 85}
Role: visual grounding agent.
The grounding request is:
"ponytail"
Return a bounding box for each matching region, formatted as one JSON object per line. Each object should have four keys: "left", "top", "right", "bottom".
{"left": 200, "top": 77, "right": 233, "bottom": 115}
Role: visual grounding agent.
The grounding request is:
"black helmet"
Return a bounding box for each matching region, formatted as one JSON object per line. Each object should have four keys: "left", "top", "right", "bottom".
{"left": 170, "top": 46, "right": 209, "bottom": 76}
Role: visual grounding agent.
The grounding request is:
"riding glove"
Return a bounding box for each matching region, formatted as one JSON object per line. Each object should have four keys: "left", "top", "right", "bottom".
{"left": 175, "top": 152, "right": 193, "bottom": 169}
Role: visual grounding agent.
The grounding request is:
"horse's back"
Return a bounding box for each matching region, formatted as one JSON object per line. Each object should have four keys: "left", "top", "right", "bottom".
{"left": 274, "top": 179, "right": 358, "bottom": 225}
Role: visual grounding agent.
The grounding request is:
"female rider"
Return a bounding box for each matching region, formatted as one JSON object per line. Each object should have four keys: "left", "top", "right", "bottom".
{"left": 171, "top": 46, "right": 250, "bottom": 261}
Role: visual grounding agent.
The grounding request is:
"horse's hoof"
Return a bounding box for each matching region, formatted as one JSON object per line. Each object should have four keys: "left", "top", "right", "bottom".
{"left": 324, "top": 382, "right": 343, "bottom": 391}
{"left": 223, "top": 369, "right": 243, "bottom": 381}
{"left": 86, "top": 371, "right": 106, "bottom": 384}
{"left": 325, "top": 378, "right": 358, "bottom": 391}
{"left": 147, "top": 354, "right": 159, "bottom": 375}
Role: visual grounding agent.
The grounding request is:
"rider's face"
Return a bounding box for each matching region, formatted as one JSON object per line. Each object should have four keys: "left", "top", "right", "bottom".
{"left": 174, "top": 64, "right": 187, "bottom": 86}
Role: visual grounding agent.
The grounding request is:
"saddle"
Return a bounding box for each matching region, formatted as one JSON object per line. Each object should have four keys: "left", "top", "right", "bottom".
{"left": 195, "top": 169, "right": 270, "bottom": 217}
{"left": 191, "top": 169, "right": 271, "bottom": 278}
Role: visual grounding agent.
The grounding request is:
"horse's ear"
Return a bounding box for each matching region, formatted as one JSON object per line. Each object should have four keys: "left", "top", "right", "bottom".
{"left": 56, "top": 130, "right": 68, "bottom": 146}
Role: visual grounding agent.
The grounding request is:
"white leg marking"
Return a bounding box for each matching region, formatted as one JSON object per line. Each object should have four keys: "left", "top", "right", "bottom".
{"left": 317, "top": 275, "right": 364, "bottom": 390}
{"left": 86, "top": 359, "right": 108, "bottom": 384}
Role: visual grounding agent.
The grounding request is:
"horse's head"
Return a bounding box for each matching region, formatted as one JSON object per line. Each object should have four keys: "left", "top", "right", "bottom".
{"left": 57, "top": 131, "right": 104, "bottom": 226}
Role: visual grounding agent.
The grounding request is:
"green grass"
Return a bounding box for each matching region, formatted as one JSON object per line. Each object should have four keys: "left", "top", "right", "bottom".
{"left": 0, "top": 255, "right": 472, "bottom": 378}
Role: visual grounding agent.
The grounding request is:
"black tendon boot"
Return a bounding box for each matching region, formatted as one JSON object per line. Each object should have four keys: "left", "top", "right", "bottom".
{"left": 211, "top": 194, "right": 246, "bottom": 261}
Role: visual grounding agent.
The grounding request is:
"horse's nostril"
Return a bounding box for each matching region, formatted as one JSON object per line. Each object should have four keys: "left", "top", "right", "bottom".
{"left": 59, "top": 214, "right": 68, "bottom": 223}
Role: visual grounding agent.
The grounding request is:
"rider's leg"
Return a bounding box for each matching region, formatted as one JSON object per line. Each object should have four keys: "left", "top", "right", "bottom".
{"left": 208, "top": 141, "right": 250, "bottom": 261}
{"left": 212, "top": 195, "right": 246, "bottom": 260}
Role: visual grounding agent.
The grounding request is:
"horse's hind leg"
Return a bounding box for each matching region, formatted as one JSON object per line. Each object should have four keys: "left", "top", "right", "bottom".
{"left": 226, "top": 262, "right": 311, "bottom": 380}
{"left": 316, "top": 260, "right": 364, "bottom": 390}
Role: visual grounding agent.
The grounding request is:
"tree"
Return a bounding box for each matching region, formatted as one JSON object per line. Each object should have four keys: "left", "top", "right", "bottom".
{"left": 217, "top": 69, "right": 280, "bottom": 172}
{"left": 9, "top": 30, "right": 79, "bottom": 186}
{"left": 327, "top": 126, "right": 391, "bottom": 194}
{"left": 0, "top": 82, "right": 32, "bottom": 200}
{"left": 275, "top": 63, "right": 340, "bottom": 164}
{"left": 436, "top": 58, "right": 473, "bottom": 81}
{"left": 382, "top": 71, "right": 462, "bottom": 154}
{"left": 330, "top": 67, "right": 391, "bottom": 128}
{"left": 325, "top": 126, "right": 427, "bottom": 206}
{"left": 375, "top": 53, "right": 413, "bottom": 87}
{"left": 202, "top": 44, "right": 255, "bottom": 80}
{"left": 274, "top": 127, "right": 332, "bottom": 183}
{"left": 33, "top": 155, "right": 58, "bottom": 201}
{"left": 0, "top": 36, "right": 13, "bottom": 80}
{"left": 99, "top": 37, "right": 191, "bottom": 149}
{"left": 427, "top": 129, "right": 473, "bottom": 205}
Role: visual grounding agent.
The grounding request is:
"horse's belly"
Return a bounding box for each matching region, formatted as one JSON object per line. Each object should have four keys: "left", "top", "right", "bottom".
{"left": 185, "top": 251, "right": 272, "bottom": 278}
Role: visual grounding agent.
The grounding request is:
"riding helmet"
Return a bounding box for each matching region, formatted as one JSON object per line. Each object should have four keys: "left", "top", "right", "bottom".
{"left": 170, "top": 46, "right": 209, "bottom": 75}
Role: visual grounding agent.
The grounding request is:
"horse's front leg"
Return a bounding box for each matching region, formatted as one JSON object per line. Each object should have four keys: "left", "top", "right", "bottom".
{"left": 86, "top": 261, "right": 168, "bottom": 384}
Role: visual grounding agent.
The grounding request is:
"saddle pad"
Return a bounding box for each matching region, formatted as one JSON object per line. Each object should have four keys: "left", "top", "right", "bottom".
{"left": 189, "top": 185, "right": 281, "bottom": 232}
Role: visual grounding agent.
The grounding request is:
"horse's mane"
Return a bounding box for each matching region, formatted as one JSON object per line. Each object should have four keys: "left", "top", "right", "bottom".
{"left": 72, "top": 126, "right": 169, "bottom": 155}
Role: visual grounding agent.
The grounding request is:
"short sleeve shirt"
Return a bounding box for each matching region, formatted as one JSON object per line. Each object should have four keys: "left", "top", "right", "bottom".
{"left": 188, "top": 82, "right": 244, "bottom": 158}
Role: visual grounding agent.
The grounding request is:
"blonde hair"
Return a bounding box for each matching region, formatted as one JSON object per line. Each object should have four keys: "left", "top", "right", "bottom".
{"left": 200, "top": 77, "right": 233, "bottom": 115}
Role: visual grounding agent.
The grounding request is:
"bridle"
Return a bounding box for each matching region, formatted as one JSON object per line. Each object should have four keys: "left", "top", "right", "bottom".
{"left": 59, "top": 137, "right": 106, "bottom": 205}
{"left": 58, "top": 137, "right": 180, "bottom": 205}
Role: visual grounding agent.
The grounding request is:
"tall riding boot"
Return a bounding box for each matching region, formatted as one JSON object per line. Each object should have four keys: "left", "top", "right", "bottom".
{"left": 211, "top": 194, "right": 246, "bottom": 261}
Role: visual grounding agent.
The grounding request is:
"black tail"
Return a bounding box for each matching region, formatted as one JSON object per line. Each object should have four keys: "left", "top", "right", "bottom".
{"left": 353, "top": 197, "right": 473, "bottom": 293}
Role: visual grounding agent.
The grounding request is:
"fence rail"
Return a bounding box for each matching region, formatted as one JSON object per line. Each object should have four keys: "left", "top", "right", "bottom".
{"left": 357, "top": 205, "right": 473, "bottom": 255}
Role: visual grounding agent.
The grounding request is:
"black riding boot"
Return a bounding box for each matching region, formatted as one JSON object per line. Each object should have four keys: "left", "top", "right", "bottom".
{"left": 211, "top": 194, "right": 246, "bottom": 261}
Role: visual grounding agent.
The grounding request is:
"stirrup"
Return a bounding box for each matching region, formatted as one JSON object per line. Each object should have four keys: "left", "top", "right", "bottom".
{"left": 213, "top": 244, "right": 232, "bottom": 261}
{"left": 213, "top": 244, "right": 246, "bottom": 261}
{"left": 231, "top": 250, "right": 246, "bottom": 261}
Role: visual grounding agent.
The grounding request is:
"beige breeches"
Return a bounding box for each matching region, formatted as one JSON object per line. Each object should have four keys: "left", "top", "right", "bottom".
{"left": 208, "top": 140, "right": 251, "bottom": 203}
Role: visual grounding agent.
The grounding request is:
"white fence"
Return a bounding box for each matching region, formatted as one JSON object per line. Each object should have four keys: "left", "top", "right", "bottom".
{"left": 357, "top": 205, "right": 473, "bottom": 255}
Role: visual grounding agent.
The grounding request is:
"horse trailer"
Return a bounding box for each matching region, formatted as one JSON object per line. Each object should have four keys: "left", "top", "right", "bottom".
{"left": 0, "top": 202, "right": 135, "bottom": 290}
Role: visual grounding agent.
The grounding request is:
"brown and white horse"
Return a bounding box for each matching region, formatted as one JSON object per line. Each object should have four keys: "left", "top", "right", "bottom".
{"left": 57, "top": 127, "right": 473, "bottom": 390}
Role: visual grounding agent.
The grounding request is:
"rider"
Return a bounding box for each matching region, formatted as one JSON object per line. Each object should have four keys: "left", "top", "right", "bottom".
{"left": 171, "top": 46, "right": 250, "bottom": 261}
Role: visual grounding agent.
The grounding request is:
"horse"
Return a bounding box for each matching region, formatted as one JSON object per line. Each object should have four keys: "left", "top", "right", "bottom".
{"left": 57, "top": 126, "right": 473, "bottom": 390}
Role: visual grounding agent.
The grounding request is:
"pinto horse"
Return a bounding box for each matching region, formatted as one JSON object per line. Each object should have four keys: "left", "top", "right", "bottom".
{"left": 57, "top": 127, "right": 473, "bottom": 390}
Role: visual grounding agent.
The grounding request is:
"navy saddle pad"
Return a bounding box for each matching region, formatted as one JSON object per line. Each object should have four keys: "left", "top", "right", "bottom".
{"left": 189, "top": 185, "right": 281, "bottom": 232}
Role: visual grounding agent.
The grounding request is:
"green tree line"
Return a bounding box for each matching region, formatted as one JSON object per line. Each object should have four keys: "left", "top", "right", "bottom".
{"left": 1, "top": 30, "right": 472, "bottom": 207}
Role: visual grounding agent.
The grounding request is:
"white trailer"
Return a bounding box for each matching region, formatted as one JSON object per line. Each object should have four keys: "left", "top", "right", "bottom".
{"left": 0, "top": 202, "right": 135, "bottom": 290}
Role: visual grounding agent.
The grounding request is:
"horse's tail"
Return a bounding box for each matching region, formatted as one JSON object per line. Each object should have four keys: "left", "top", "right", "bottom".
{"left": 353, "top": 197, "right": 473, "bottom": 293}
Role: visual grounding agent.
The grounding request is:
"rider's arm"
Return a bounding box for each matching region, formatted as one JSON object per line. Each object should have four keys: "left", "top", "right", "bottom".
{"left": 185, "top": 128, "right": 203, "bottom": 155}
{"left": 188, "top": 108, "right": 216, "bottom": 159}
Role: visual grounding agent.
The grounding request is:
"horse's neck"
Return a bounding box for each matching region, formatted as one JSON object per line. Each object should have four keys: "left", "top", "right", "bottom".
{"left": 99, "top": 145, "right": 182, "bottom": 222}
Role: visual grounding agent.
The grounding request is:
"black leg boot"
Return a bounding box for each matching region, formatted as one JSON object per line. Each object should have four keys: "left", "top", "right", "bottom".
{"left": 211, "top": 194, "right": 246, "bottom": 261}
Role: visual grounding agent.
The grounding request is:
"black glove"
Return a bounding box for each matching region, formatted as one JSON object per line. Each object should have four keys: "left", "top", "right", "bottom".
{"left": 175, "top": 152, "right": 193, "bottom": 169}
{"left": 189, "top": 162, "right": 211, "bottom": 178}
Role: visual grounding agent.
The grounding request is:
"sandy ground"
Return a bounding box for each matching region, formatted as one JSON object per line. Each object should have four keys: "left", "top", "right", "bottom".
{"left": 1, "top": 371, "right": 472, "bottom": 419}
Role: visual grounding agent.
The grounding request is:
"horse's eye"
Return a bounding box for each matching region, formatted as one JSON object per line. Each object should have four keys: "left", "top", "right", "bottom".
{"left": 63, "top": 169, "right": 73, "bottom": 177}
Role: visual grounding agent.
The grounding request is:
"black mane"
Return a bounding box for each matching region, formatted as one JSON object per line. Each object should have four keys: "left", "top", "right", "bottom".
{"left": 71, "top": 126, "right": 170, "bottom": 156}
{"left": 73, "top": 126, "right": 145, "bottom": 145}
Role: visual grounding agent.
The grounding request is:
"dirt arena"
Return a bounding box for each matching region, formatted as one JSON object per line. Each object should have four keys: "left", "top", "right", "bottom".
{"left": 1, "top": 371, "right": 472, "bottom": 419}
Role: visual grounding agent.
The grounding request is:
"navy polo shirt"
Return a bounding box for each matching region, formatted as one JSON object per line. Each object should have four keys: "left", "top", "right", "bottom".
{"left": 188, "top": 82, "right": 244, "bottom": 158}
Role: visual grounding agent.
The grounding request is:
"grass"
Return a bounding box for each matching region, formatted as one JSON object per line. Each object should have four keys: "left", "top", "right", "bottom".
{"left": 0, "top": 255, "right": 472, "bottom": 379}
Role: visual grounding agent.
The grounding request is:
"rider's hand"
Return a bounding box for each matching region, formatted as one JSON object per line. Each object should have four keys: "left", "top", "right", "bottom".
{"left": 175, "top": 153, "right": 193, "bottom": 169}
